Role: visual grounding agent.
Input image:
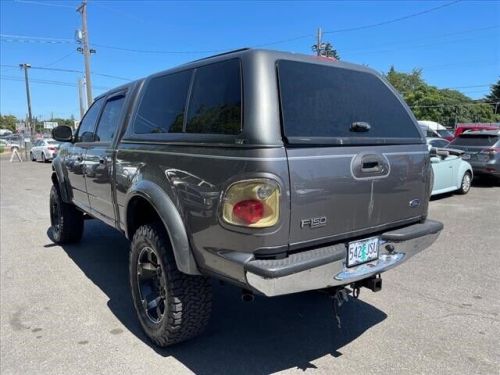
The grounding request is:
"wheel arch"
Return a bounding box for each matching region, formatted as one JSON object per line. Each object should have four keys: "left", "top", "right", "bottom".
{"left": 51, "top": 157, "right": 72, "bottom": 203}
{"left": 125, "top": 181, "right": 200, "bottom": 276}
{"left": 457, "top": 161, "right": 473, "bottom": 187}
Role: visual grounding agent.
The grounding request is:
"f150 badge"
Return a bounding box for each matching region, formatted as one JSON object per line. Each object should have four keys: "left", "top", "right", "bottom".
{"left": 300, "top": 216, "right": 327, "bottom": 229}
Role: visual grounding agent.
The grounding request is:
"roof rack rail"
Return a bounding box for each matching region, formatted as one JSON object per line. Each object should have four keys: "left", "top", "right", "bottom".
{"left": 190, "top": 48, "right": 251, "bottom": 63}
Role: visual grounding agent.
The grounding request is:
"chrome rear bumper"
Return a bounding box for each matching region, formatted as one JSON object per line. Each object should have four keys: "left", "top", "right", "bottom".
{"left": 245, "top": 220, "right": 442, "bottom": 297}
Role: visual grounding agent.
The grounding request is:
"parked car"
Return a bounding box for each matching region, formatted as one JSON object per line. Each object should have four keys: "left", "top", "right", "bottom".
{"left": 426, "top": 137, "right": 450, "bottom": 149}
{"left": 30, "top": 138, "right": 59, "bottom": 162}
{"left": 49, "top": 48, "right": 443, "bottom": 346}
{"left": 418, "top": 120, "right": 454, "bottom": 140}
{"left": 454, "top": 123, "right": 499, "bottom": 139}
{"left": 429, "top": 148, "right": 473, "bottom": 195}
{"left": 447, "top": 130, "right": 500, "bottom": 179}
{"left": 0, "top": 135, "right": 22, "bottom": 151}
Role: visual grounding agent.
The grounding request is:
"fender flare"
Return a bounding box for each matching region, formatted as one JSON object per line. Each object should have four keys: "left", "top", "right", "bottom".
{"left": 51, "top": 157, "right": 72, "bottom": 203}
{"left": 125, "top": 180, "right": 200, "bottom": 275}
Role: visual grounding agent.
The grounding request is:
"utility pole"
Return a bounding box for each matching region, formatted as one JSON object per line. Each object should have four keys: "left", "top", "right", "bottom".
{"left": 316, "top": 27, "right": 322, "bottom": 56}
{"left": 77, "top": 0, "right": 93, "bottom": 107}
{"left": 19, "top": 63, "right": 33, "bottom": 139}
{"left": 78, "top": 78, "right": 86, "bottom": 119}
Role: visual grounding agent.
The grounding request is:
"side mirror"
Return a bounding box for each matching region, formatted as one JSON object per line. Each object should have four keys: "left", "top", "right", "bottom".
{"left": 430, "top": 156, "right": 441, "bottom": 164}
{"left": 52, "top": 125, "right": 73, "bottom": 142}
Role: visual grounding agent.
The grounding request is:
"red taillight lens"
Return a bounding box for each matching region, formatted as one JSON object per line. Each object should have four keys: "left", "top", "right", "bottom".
{"left": 222, "top": 179, "right": 280, "bottom": 228}
{"left": 48, "top": 146, "right": 56, "bottom": 151}
{"left": 232, "top": 200, "right": 264, "bottom": 224}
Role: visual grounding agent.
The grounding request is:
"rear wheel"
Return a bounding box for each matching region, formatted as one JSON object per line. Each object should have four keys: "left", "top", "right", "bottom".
{"left": 41, "top": 152, "right": 46, "bottom": 163}
{"left": 49, "top": 185, "right": 84, "bottom": 243}
{"left": 458, "top": 172, "right": 472, "bottom": 194}
{"left": 130, "top": 223, "right": 212, "bottom": 347}
{"left": 30, "top": 152, "right": 36, "bottom": 162}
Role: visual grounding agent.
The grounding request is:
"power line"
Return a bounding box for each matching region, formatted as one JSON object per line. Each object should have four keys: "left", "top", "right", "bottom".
{"left": 0, "top": 64, "right": 131, "bottom": 81}
{"left": 342, "top": 25, "right": 499, "bottom": 54}
{"left": 13, "top": 0, "right": 76, "bottom": 9}
{"left": 0, "top": 2, "right": 466, "bottom": 55}
{"left": 41, "top": 51, "right": 76, "bottom": 67}
{"left": 0, "top": 33, "right": 73, "bottom": 44}
{"left": 324, "top": 0, "right": 462, "bottom": 34}
{"left": 448, "top": 84, "right": 491, "bottom": 89}
{"left": 411, "top": 102, "right": 498, "bottom": 108}
{"left": 0, "top": 75, "right": 111, "bottom": 90}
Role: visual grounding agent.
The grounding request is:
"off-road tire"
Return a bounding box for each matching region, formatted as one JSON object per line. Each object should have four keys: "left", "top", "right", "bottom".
{"left": 458, "top": 172, "right": 472, "bottom": 194}
{"left": 49, "top": 185, "right": 84, "bottom": 243}
{"left": 130, "top": 223, "right": 212, "bottom": 347}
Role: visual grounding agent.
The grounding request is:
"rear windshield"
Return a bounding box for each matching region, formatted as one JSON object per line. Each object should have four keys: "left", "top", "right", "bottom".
{"left": 277, "top": 60, "right": 421, "bottom": 145}
{"left": 450, "top": 135, "right": 499, "bottom": 147}
{"left": 437, "top": 129, "right": 453, "bottom": 138}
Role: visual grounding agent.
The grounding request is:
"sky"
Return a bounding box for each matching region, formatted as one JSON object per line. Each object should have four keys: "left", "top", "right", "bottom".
{"left": 0, "top": 0, "right": 499, "bottom": 120}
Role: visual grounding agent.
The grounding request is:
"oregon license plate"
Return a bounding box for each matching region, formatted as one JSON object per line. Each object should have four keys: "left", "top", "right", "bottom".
{"left": 347, "top": 237, "right": 379, "bottom": 267}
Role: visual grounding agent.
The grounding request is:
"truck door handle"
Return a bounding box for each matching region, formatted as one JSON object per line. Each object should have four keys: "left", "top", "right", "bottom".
{"left": 361, "top": 161, "right": 380, "bottom": 172}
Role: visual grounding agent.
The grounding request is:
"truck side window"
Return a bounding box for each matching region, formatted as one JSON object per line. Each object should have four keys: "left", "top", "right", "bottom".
{"left": 95, "top": 95, "right": 126, "bottom": 142}
{"left": 134, "top": 70, "right": 192, "bottom": 134}
{"left": 186, "top": 59, "right": 241, "bottom": 135}
{"left": 76, "top": 97, "right": 104, "bottom": 142}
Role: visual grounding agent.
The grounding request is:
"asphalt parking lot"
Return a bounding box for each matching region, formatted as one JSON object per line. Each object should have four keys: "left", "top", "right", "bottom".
{"left": 1, "top": 157, "right": 499, "bottom": 375}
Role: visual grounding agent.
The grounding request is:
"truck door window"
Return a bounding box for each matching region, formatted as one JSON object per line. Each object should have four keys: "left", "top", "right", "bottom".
{"left": 95, "top": 95, "right": 126, "bottom": 143}
{"left": 76, "top": 97, "right": 104, "bottom": 143}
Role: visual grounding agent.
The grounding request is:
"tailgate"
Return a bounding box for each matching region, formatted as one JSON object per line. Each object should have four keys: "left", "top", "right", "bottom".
{"left": 276, "top": 59, "right": 429, "bottom": 248}
{"left": 287, "top": 145, "right": 429, "bottom": 246}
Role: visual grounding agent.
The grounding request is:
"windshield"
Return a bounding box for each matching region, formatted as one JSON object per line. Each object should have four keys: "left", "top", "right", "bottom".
{"left": 450, "top": 135, "right": 499, "bottom": 147}
{"left": 437, "top": 129, "right": 453, "bottom": 138}
{"left": 277, "top": 60, "right": 421, "bottom": 144}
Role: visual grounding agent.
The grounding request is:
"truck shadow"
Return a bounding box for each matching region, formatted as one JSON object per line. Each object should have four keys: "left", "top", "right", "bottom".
{"left": 48, "top": 220, "right": 387, "bottom": 374}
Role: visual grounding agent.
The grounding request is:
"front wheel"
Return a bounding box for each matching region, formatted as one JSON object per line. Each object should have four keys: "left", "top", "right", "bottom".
{"left": 458, "top": 172, "right": 472, "bottom": 194}
{"left": 130, "top": 223, "right": 212, "bottom": 347}
{"left": 49, "top": 185, "right": 84, "bottom": 243}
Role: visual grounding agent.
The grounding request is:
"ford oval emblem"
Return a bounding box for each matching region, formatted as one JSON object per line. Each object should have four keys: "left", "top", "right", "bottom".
{"left": 409, "top": 199, "right": 421, "bottom": 208}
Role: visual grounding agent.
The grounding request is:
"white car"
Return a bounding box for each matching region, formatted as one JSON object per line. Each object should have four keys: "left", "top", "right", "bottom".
{"left": 30, "top": 139, "right": 59, "bottom": 162}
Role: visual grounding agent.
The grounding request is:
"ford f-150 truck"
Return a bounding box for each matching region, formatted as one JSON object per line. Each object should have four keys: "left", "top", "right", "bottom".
{"left": 50, "top": 48, "right": 443, "bottom": 346}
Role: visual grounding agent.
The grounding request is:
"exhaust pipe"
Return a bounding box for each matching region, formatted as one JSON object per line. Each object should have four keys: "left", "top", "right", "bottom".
{"left": 241, "top": 289, "right": 255, "bottom": 302}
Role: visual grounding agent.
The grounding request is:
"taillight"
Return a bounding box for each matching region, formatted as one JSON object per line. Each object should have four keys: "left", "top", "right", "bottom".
{"left": 222, "top": 179, "right": 280, "bottom": 228}
{"left": 48, "top": 146, "right": 56, "bottom": 151}
{"left": 480, "top": 148, "right": 500, "bottom": 157}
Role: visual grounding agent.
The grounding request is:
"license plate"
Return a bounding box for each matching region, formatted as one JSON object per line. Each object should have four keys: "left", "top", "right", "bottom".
{"left": 462, "top": 153, "right": 471, "bottom": 160}
{"left": 347, "top": 237, "right": 379, "bottom": 267}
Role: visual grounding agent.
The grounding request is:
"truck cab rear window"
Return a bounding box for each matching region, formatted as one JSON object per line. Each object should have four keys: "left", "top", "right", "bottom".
{"left": 277, "top": 60, "right": 421, "bottom": 144}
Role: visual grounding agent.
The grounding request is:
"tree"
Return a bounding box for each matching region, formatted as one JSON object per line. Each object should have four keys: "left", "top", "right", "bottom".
{"left": 312, "top": 42, "right": 340, "bottom": 60}
{"left": 0, "top": 114, "right": 18, "bottom": 131}
{"left": 384, "top": 67, "right": 499, "bottom": 126}
{"left": 485, "top": 79, "right": 500, "bottom": 114}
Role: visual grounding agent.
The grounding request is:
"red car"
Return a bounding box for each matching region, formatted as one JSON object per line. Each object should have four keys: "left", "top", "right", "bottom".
{"left": 454, "top": 123, "right": 499, "bottom": 138}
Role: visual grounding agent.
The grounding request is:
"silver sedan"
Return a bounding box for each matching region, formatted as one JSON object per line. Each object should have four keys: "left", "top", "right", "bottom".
{"left": 30, "top": 139, "right": 59, "bottom": 162}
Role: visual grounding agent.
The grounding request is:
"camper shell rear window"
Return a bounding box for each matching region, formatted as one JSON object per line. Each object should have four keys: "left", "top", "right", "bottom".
{"left": 277, "top": 60, "right": 422, "bottom": 145}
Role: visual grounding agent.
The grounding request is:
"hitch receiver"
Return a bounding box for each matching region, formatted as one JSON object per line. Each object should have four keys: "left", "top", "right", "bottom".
{"left": 353, "top": 275, "right": 382, "bottom": 292}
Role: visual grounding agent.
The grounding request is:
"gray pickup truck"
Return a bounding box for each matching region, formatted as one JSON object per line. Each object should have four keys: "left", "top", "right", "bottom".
{"left": 50, "top": 48, "right": 443, "bottom": 346}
